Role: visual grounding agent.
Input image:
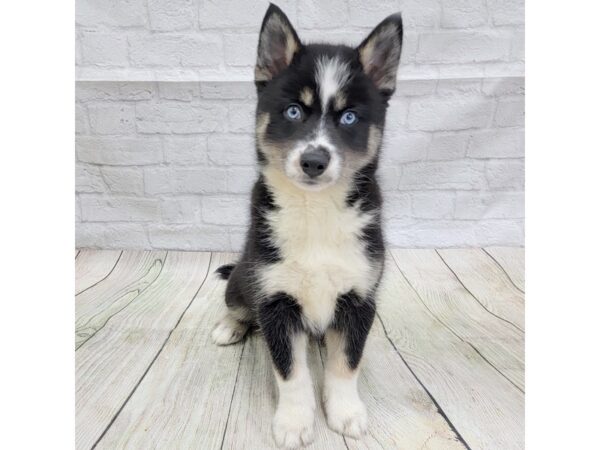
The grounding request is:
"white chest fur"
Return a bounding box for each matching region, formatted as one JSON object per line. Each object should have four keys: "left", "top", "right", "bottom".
{"left": 258, "top": 170, "right": 378, "bottom": 332}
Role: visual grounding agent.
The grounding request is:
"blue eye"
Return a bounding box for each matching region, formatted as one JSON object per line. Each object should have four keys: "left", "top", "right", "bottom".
{"left": 284, "top": 104, "right": 303, "bottom": 121}
{"left": 340, "top": 110, "right": 358, "bottom": 126}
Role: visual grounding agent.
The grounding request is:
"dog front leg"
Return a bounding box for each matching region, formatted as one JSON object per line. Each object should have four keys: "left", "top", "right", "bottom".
{"left": 324, "top": 290, "right": 376, "bottom": 439}
{"left": 258, "top": 293, "right": 315, "bottom": 449}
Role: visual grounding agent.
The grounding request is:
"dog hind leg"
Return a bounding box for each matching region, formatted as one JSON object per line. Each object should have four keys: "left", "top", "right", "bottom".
{"left": 211, "top": 310, "right": 250, "bottom": 346}
{"left": 212, "top": 268, "right": 252, "bottom": 346}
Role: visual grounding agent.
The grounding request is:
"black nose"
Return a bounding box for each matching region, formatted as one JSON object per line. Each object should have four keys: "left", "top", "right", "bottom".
{"left": 300, "top": 147, "right": 331, "bottom": 178}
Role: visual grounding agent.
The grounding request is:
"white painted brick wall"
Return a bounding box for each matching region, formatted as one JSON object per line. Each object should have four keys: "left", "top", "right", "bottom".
{"left": 79, "top": 33, "right": 129, "bottom": 67}
{"left": 75, "top": 0, "right": 525, "bottom": 250}
{"left": 147, "top": 0, "right": 197, "bottom": 31}
{"left": 128, "top": 34, "right": 223, "bottom": 67}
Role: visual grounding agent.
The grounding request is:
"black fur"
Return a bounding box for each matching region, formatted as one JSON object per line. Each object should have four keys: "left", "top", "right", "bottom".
{"left": 331, "top": 290, "right": 377, "bottom": 370}
{"left": 221, "top": 175, "right": 279, "bottom": 320}
{"left": 256, "top": 43, "right": 387, "bottom": 163}
{"left": 346, "top": 162, "right": 386, "bottom": 260}
{"left": 217, "top": 4, "right": 403, "bottom": 383}
{"left": 247, "top": 175, "right": 280, "bottom": 262}
{"left": 357, "top": 13, "right": 404, "bottom": 100}
{"left": 257, "top": 292, "right": 303, "bottom": 378}
{"left": 216, "top": 264, "right": 236, "bottom": 280}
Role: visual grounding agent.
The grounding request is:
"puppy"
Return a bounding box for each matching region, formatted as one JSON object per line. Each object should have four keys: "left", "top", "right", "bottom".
{"left": 212, "top": 4, "right": 403, "bottom": 448}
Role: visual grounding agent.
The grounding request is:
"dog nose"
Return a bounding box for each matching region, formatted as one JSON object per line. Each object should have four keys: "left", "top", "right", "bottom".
{"left": 300, "top": 147, "right": 331, "bottom": 178}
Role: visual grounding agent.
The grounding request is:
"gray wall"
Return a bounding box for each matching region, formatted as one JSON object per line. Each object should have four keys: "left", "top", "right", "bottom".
{"left": 76, "top": 0, "right": 525, "bottom": 250}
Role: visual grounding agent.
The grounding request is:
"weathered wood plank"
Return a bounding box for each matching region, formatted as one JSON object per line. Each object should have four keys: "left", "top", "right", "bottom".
{"left": 75, "top": 251, "right": 211, "bottom": 450}
{"left": 76, "top": 248, "right": 525, "bottom": 449}
{"left": 75, "top": 250, "right": 121, "bottom": 294}
{"left": 484, "top": 247, "right": 525, "bottom": 292}
{"left": 437, "top": 248, "right": 524, "bottom": 330}
{"left": 220, "top": 334, "right": 280, "bottom": 450}
{"left": 221, "top": 335, "right": 347, "bottom": 450}
{"left": 342, "top": 319, "right": 466, "bottom": 450}
{"left": 221, "top": 270, "right": 465, "bottom": 449}
{"left": 379, "top": 253, "right": 524, "bottom": 450}
{"left": 391, "top": 249, "right": 524, "bottom": 391}
{"left": 75, "top": 250, "right": 166, "bottom": 348}
{"left": 96, "top": 253, "right": 242, "bottom": 450}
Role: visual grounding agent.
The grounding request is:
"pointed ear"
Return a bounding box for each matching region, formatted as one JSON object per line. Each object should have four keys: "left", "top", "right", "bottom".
{"left": 255, "top": 4, "right": 302, "bottom": 84}
{"left": 357, "top": 13, "right": 403, "bottom": 98}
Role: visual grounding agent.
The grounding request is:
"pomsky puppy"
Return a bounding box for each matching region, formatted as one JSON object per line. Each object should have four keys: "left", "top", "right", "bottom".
{"left": 212, "top": 3, "right": 403, "bottom": 448}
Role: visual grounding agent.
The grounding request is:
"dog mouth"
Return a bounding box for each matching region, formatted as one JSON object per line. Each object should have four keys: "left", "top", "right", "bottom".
{"left": 290, "top": 174, "right": 337, "bottom": 192}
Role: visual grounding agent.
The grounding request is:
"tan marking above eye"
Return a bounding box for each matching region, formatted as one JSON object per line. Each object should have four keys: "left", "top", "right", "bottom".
{"left": 299, "top": 87, "right": 314, "bottom": 107}
{"left": 334, "top": 92, "right": 347, "bottom": 111}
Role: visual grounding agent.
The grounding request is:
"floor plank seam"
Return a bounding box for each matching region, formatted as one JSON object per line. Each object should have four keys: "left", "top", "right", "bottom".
{"left": 76, "top": 252, "right": 169, "bottom": 351}
{"left": 390, "top": 253, "right": 468, "bottom": 346}
{"left": 76, "top": 250, "right": 123, "bottom": 297}
{"left": 466, "top": 342, "right": 524, "bottom": 393}
{"left": 481, "top": 248, "right": 525, "bottom": 295}
{"left": 389, "top": 251, "right": 524, "bottom": 394}
{"left": 76, "top": 249, "right": 524, "bottom": 449}
{"left": 434, "top": 249, "right": 525, "bottom": 334}
{"left": 369, "top": 432, "right": 386, "bottom": 450}
{"left": 219, "top": 340, "right": 246, "bottom": 450}
{"left": 375, "top": 313, "right": 472, "bottom": 450}
{"left": 90, "top": 252, "right": 213, "bottom": 449}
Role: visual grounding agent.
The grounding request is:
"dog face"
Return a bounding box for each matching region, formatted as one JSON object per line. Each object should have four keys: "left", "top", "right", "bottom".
{"left": 254, "top": 4, "right": 403, "bottom": 191}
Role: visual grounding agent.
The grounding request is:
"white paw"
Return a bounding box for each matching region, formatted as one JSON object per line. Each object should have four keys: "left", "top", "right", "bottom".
{"left": 211, "top": 316, "right": 248, "bottom": 346}
{"left": 272, "top": 405, "right": 315, "bottom": 449}
{"left": 325, "top": 395, "right": 368, "bottom": 439}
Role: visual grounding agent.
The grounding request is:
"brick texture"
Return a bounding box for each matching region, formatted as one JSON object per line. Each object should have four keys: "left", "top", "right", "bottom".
{"left": 76, "top": 0, "right": 525, "bottom": 250}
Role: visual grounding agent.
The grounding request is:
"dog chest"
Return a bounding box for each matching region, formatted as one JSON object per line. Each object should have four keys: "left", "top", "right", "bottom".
{"left": 259, "top": 189, "right": 376, "bottom": 332}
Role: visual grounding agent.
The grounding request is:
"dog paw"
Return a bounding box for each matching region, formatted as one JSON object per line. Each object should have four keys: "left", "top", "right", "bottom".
{"left": 272, "top": 405, "right": 315, "bottom": 449}
{"left": 211, "top": 317, "right": 248, "bottom": 346}
{"left": 325, "top": 396, "right": 368, "bottom": 439}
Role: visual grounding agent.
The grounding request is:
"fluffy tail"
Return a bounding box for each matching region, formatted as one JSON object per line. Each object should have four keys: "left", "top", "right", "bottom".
{"left": 215, "top": 264, "right": 236, "bottom": 280}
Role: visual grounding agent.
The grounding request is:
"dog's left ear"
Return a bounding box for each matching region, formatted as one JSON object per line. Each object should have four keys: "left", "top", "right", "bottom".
{"left": 357, "top": 14, "right": 403, "bottom": 99}
{"left": 255, "top": 4, "right": 302, "bottom": 85}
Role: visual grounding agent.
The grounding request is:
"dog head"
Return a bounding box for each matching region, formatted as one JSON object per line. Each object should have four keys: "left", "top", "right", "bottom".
{"left": 254, "top": 4, "right": 403, "bottom": 191}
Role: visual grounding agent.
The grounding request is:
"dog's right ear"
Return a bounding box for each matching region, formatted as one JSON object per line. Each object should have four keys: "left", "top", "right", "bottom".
{"left": 255, "top": 4, "right": 301, "bottom": 86}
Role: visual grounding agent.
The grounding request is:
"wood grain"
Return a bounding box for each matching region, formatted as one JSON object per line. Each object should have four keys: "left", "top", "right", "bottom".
{"left": 220, "top": 266, "right": 465, "bottom": 450}
{"left": 221, "top": 324, "right": 466, "bottom": 450}
{"left": 221, "top": 335, "right": 347, "bottom": 450}
{"left": 75, "top": 248, "right": 525, "bottom": 449}
{"left": 75, "top": 250, "right": 166, "bottom": 348}
{"left": 96, "top": 253, "right": 242, "bottom": 450}
{"left": 484, "top": 247, "right": 525, "bottom": 292}
{"left": 75, "top": 250, "right": 121, "bottom": 294}
{"left": 344, "top": 319, "right": 466, "bottom": 450}
{"left": 379, "top": 252, "right": 524, "bottom": 450}
{"left": 437, "top": 248, "right": 524, "bottom": 330}
{"left": 75, "top": 251, "right": 211, "bottom": 450}
{"left": 391, "top": 249, "right": 524, "bottom": 391}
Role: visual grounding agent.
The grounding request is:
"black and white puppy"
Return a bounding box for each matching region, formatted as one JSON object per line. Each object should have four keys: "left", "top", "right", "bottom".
{"left": 212, "top": 4, "right": 402, "bottom": 448}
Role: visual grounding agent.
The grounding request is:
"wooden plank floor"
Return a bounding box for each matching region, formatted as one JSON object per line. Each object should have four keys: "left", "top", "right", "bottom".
{"left": 75, "top": 248, "right": 525, "bottom": 450}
